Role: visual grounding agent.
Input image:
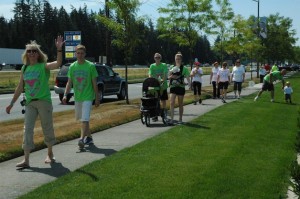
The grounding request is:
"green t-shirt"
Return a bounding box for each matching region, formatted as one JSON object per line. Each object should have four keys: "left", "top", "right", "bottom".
{"left": 22, "top": 63, "right": 51, "bottom": 104}
{"left": 264, "top": 71, "right": 283, "bottom": 82}
{"left": 68, "top": 60, "right": 98, "bottom": 101}
{"left": 169, "top": 65, "right": 190, "bottom": 88}
{"left": 271, "top": 65, "right": 279, "bottom": 72}
{"left": 148, "top": 62, "right": 168, "bottom": 89}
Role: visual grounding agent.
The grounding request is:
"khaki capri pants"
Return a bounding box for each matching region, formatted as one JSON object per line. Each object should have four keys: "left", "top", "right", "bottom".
{"left": 23, "top": 100, "right": 56, "bottom": 150}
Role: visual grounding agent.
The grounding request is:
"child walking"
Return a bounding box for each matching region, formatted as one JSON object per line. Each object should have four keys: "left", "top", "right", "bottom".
{"left": 284, "top": 81, "right": 293, "bottom": 103}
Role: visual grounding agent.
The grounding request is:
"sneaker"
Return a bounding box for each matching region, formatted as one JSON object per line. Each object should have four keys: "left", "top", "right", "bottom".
{"left": 254, "top": 96, "right": 258, "bottom": 101}
{"left": 78, "top": 139, "right": 84, "bottom": 149}
{"left": 84, "top": 136, "right": 94, "bottom": 145}
{"left": 152, "top": 116, "right": 158, "bottom": 122}
{"left": 221, "top": 97, "right": 226, "bottom": 103}
{"left": 199, "top": 99, "right": 202, "bottom": 104}
{"left": 167, "top": 120, "right": 174, "bottom": 126}
{"left": 177, "top": 120, "right": 184, "bottom": 125}
{"left": 271, "top": 99, "right": 274, "bottom": 102}
{"left": 193, "top": 101, "right": 197, "bottom": 105}
{"left": 237, "top": 96, "right": 240, "bottom": 99}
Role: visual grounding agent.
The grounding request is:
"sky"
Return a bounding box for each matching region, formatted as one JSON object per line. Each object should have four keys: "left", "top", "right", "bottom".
{"left": 0, "top": 0, "right": 299, "bottom": 46}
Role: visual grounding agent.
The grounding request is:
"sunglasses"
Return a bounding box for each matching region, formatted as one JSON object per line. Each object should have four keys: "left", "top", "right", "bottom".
{"left": 27, "top": 49, "right": 38, "bottom": 54}
{"left": 154, "top": 57, "right": 161, "bottom": 59}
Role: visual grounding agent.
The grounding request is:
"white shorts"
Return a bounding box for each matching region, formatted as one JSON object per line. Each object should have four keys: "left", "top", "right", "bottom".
{"left": 75, "top": 101, "right": 93, "bottom": 122}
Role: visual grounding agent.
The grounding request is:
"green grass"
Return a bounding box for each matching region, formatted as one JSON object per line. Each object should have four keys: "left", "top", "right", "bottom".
{"left": 19, "top": 73, "right": 300, "bottom": 199}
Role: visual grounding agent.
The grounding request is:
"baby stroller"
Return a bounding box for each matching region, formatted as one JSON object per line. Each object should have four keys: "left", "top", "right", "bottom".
{"left": 140, "top": 77, "right": 168, "bottom": 127}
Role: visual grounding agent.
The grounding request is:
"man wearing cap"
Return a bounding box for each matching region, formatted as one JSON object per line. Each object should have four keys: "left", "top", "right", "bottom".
{"left": 190, "top": 61, "right": 203, "bottom": 105}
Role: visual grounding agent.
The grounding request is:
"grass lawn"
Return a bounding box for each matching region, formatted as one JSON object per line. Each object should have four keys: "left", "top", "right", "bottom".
{"left": 19, "top": 73, "right": 299, "bottom": 199}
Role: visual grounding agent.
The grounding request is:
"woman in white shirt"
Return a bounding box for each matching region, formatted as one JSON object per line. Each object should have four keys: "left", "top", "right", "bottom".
{"left": 190, "top": 62, "right": 203, "bottom": 105}
{"left": 210, "top": 61, "right": 220, "bottom": 99}
{"left": 217, "top": 62, "right": 230, "bottom": 103}
{"left": 231, "top": 59, "right": 245, "bottom": 99}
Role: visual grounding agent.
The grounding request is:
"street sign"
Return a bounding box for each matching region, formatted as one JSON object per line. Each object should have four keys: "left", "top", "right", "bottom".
{"left": 64, "top": 31, "right": 81, "bottom": 60}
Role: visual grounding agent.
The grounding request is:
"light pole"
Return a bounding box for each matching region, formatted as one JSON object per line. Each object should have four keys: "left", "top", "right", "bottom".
{"left": 252, "top": 0, "right": 260, "bottom": 77}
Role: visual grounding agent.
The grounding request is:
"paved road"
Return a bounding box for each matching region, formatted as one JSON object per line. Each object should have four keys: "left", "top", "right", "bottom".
{"left": 0, "top": 73, "right": 254, "bottom": 122}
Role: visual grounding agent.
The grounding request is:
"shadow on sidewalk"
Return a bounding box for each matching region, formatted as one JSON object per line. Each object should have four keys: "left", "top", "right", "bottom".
{"left": 17, "top": 162, "right": 71, "bottom": 177}
{"left": 82, "top": 144, "right": 117, "bottom": 157}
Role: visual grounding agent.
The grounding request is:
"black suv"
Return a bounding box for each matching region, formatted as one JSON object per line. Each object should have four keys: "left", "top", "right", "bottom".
{"left": 54, "top": 63, "right": 126, "bottom": 103}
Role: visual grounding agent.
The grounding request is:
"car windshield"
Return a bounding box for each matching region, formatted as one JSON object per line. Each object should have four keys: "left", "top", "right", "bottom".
{"left": 58, "top": 64, "right": 70, "bottom": 76}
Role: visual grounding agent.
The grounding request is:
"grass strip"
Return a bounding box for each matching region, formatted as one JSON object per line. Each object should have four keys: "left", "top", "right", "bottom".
{"left": 19, "top": 73, "right": 299, "bottom": 199}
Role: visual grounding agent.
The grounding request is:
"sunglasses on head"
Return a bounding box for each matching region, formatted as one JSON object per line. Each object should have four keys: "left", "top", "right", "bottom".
{"left": 27, "top": 49, "right": 38, "bottom": 54}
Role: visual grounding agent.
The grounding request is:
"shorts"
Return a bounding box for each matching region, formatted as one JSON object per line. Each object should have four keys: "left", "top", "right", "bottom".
{"left": 218, "top": 81, "right": 229, "bottom": 90}
{"left": 170, "top": 86, "right": 185, "bottom": 96}
{"left": 160, "top": 89, "right": 168, "bottom": 100}
{"left": 75, "top": 101, "right": 93, "bottom": 122}
{"left": 262, "top": 81, "right": 274, "bottom": 91}
{"left": 233, "top": 81, "right": 242, "bottom": 91}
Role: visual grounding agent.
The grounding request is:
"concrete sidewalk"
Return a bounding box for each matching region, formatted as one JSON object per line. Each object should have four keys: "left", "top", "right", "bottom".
{"left": 0, "top": 84, "right": 262, "bottom": 199}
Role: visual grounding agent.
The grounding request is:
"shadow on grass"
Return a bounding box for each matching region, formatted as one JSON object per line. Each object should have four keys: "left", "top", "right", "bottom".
{"left": 17, "top": 162, "right": 71, "bottom": 177}
{"left": 75, "top": 169, "right": 99, "bottom": 181}
{"left": 182, "top": 122, "right": 211, "bottom": 129}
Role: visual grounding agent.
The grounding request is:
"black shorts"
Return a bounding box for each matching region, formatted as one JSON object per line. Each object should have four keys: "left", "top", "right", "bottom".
{"left": 170, "top": 87, "right": 185, "bottom": 96}
{"left": 218, "top": 81, "right": 229, "bottom": 89}
{"left": 262, "top": 81, "right": 274, "bottom": 91}
{"left": 160, "top": 89, "right": 168, "bottom": 100}
{"left": 233, "top": 81, "right": 242, "bottom": 91}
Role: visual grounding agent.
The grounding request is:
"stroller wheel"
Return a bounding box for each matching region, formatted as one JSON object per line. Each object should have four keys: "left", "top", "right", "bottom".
{"left": 160, "top": 109, "right": 168, "bottom": 125}
{"left": 141, "top": 113, "right": 146, "bottom": 125}
{"left": 145, "top": 114, "right": 151, "bottom": 127}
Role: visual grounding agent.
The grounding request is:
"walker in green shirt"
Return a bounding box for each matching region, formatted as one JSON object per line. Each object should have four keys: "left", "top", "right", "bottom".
{"left": 148, "top": 62, "right": 168, "bottom": 90}
{"left": 264, "top": 71, "right": 283, "bottom": 83}
{"left": 68, "top": 60, "right": 98, "bottom": 102}
{"left": 22, "top": 63, "right": 51, "bottom": 104}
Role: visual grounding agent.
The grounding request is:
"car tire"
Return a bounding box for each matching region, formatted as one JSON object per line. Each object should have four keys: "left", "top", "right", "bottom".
{"left": 59, "top": 93, "right": 72, "bottom": 103}
{"left": 117, "top": 84, "right": 126, "bottom": 100}
{"left": 98, "top": 86, "right": 104, "bottom": 102}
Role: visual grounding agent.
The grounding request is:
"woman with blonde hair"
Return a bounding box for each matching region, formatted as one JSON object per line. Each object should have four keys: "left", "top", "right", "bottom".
{"left": 168, "top": 52, "right": 191, "bottom": 125}
{"left": 6, "top": 36, "right": 65, "bottom": 168}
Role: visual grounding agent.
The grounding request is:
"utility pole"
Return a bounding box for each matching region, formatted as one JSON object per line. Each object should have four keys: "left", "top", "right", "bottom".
{"left": 105, "top": 0, "right": 112, "bottom": 66}
{"left": 252, "top": 0, "right": 260, "bottom": 77}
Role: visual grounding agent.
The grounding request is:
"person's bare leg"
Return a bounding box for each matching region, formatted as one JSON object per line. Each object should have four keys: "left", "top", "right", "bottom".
{"left": 178, "top": 95, "right": 184, "bottom": 122}
{"left": 16, "top": 149, "right": 30, "bottom": 167}
{"left": 45, "top": 145, "right": 55, "bottom": 163}
{"left": 169, "top": 94, "right": 176, "bottom": 123}
{"left": 82, "top": 122, "right": 91, "bottom": 137}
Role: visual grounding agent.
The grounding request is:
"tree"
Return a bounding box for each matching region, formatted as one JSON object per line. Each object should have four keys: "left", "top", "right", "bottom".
{"left": 209, "top": 0, "right": 234, "bottom": 63}
{"left": 223, "top": 15, "right": 262, "bottom": 61}
{"left": 96, "top": 0, "right": 142, "bottom": 104}
{"left": 157, "top": 0, "right": 214, "bottom": 68}
{"left": 262, "top": 13, "right": 297, "bottom": 64}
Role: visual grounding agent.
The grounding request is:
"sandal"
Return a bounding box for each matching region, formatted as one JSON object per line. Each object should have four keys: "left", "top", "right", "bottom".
{"left": 45, "top": 156, "right": 56, "bottom": 164}
{"left": 16, "top": 162, "right": 30, "bottom": 168}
